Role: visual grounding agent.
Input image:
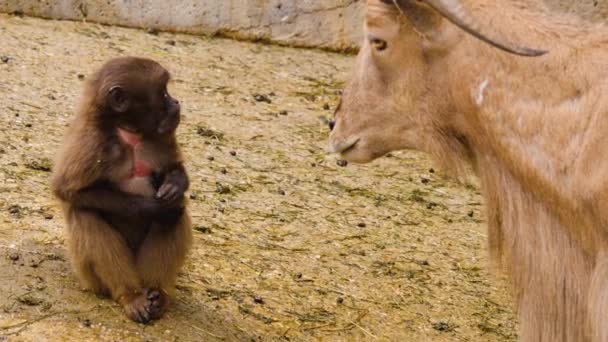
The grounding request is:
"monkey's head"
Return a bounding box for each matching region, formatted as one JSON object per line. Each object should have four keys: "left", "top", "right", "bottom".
{"left": 89, "top": 57, "right": 181, "bottom": 137}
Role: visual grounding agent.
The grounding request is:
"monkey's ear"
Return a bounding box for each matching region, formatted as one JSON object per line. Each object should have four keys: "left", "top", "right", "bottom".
{"left": 108, "top": 86, "right": 130, "bottom": 113}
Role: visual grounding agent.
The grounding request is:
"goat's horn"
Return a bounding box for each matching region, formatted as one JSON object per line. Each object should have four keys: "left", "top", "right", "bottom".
{"left": 394, "top": 0, "right": 548, "bottom": 57}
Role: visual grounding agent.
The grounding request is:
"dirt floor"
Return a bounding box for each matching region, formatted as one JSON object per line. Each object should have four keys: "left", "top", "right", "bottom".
{"left": 0, "top": 13, "right": 517, "bottom": 341}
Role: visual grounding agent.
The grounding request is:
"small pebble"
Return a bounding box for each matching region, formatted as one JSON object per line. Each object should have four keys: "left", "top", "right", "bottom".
{"left": 468, "top": 210, "right": 475, "bottom": 218}
{"left": 253, "top": 94, "right": 272, "bottom": 103}
{"left": 295, "top": 273, "right": 303, "bottom": 279}
{"left": 279, "top": 110, "right": 288, "bottom": 115}
{"left": 310, "top": 163, "right": 317, "bottom": 167}
{"left": 207, "top": 156, "right": 215, "bottom": 161}
{"left": 337, "top": 160, "right": 348, "bottom": 167}
{"left": 8, "top": 252, "right": 19, "bottom": 261}
{"left": 195, "top": 226, "right": 212, "bottom": 234}
{"left": 278, "top": 189, "right": 286, "bottom": 196}
{"left": 418, "top": 260, "right": 430, "bottom": 266}
{"left": 216, "top": 182, "right": 230, "bottom": 194}
{"left": 220, "top": 168, "right": 227, "bottom": 174}
{"left": 43, "top": 213, "right": 53, "bottom": 220}
{"left": 336, "top": 297, "right": 344, "bottom": 304}
{"left": 25, "top": 123, "right": 32, "bottom": 128}
{"left": 253, "top": 296, "right": 264, "bottom": 305}
{"left": 82, "top": 319, "right": 92, "bottom": 328}
{"left": 165, "top": 40, "right": 176, "bottom": 46}
{"left": 429, "top": 168, "right": 435, "bottom": 173}
{"left": 189, "top": 194, "right": 197, "bottom": 200}
{"left": 357, "top": 222, "right": 366, "bottom": 228}
{"left": 322, "top": 103, "right": 330, "bottom": 110}
{"left": 431, "top": 320, "right": 452, "bottom": 332}
{"left": 1, "top": 56, "right": 9, "bottom": 63}
{"left": 420, "top": 176, "right": 430, "bottom": 184}
{"left": 77, "top": 74, "right": 85, "bottom": 80}
{"left": 229, "top": 151, "right": 237, "bottom": 156}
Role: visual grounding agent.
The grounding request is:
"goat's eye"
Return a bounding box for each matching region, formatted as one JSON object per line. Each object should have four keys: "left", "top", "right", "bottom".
{"left": 371, "top": 38, "right": 388, "bottom": 51}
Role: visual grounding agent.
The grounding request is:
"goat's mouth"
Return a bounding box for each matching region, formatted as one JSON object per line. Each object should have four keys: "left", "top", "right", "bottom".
{"left": 328, "top": 138, "right": 360, "bottom": 155}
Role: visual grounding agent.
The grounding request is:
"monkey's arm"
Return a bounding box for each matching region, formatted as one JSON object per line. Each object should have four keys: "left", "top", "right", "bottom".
{"left": 156, "top": 163, "right": 189, "bottom": 206}
{"left": 51, "top": 130, "right": 161, "bottom": 218}
{"left": 55, "top": 181, "right": 161, "bottom": 217}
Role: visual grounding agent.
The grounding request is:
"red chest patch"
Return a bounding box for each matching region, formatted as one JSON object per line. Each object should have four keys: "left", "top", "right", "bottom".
{"left": 132, "top": 160, "right": 152, "bottom": 177}
{"left": 117, "top": 128, "right": 153, "bottom": 179}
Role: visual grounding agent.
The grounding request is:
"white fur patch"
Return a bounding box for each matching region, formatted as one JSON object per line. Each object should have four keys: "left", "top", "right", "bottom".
{"left": 475, "top": 79, "right": 490, "bottom": 106}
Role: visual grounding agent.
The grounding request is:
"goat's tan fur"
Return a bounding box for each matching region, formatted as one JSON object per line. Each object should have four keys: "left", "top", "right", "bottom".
{"left": 330, "top": 0, "right": 608, "bottom": 340}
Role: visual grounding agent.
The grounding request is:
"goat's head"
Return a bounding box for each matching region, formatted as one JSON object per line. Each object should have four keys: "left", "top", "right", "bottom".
{"left": 328, "top": 0, "right": 546, "bottom": 163}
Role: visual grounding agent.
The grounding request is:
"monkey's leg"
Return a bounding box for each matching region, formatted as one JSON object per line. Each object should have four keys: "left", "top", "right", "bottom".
{"left": 135, "top": 212, "right": 193, "bottom": 319}
{"left": 66, "top": 209, "right": 160, "bottom": 323}
{"left": 588, "top": 251, "right": 608, "bottom": 342}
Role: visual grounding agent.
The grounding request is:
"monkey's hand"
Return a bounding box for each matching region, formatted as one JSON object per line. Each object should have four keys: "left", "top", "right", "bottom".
{"left": 155, "top": 164, "right": 189, "bottom": 206}
{"left": 134, "top": 197, "right": 183, "bottom": 226}
{"left": 135, "top": 197, "right": 167, "bottom": 218}
{"left": 156, "top": 182, "right": 183, "bottom": 206}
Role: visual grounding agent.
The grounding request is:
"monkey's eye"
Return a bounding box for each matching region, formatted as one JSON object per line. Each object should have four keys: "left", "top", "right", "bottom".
{"left": 370, "top": 38, "right": 388, "bottom": 52}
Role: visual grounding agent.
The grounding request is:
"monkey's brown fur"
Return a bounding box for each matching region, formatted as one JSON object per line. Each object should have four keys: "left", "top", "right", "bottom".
{"left": 51, "top": 57, "right": 192, "bottom": 323}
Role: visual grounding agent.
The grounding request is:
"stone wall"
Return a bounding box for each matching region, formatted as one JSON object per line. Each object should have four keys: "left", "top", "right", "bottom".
{"left": 0, "top": 0, "right": 365, "bottom": 51}
{"left": 1, "top": 0, "right": 606, "bottom": 51}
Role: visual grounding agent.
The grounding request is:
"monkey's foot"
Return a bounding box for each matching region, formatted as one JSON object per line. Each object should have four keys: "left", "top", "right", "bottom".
{"left": 144, "top": 288, "right": 168, "bottom": 320}
{"left": 123, "top": 290, "right": 163, "bottom": 324}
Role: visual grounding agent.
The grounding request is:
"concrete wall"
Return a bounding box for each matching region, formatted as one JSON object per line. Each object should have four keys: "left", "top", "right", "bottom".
{"left": 1, "top": 0, "right": 606, "bottom": 51}
{"left": 0, "top": 0, "right": 365, "bottom": 51}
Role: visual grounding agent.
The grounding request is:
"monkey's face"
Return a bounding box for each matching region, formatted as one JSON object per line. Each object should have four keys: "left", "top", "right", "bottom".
{"left": 155, "top": 85, "right": 181, "bottom": 136}
{"left": 108, "top": 81, "right": 181, "bottom": 138}
{"left": 96, "top": 57, "right": 181, "bottom": 138}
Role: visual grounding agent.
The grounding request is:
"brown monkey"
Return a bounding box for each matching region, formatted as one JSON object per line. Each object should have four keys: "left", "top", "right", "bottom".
{"left": 51, "top": 57, "right": 192, "bottom": 323}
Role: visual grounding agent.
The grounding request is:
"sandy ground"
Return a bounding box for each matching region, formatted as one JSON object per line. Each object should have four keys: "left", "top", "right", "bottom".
{"left": 0, "top": 13, "right": 517, "bottom": 341}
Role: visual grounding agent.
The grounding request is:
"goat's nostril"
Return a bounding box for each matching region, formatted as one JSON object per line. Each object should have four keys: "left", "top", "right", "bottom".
{"left": 328, "top": 120, "right": 336, "bottom": 131}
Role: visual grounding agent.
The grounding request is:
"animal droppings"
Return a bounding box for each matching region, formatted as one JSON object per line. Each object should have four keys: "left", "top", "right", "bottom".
{"left": 253, "top": 94, "right": 272, "bottom": 103}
